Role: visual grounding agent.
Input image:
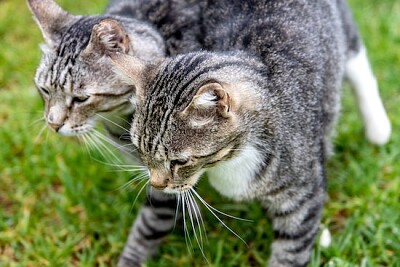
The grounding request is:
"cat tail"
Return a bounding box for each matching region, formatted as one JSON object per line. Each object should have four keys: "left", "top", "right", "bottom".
{"left": 339, "top": 0, "right": 391, "bottom": 145}
{"left": 345, "top": 46, "right": 391, "bottom": 145}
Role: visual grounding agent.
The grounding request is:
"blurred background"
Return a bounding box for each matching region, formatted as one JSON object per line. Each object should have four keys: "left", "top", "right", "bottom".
{"left": 0, "top": 0, "right": 399, "bottom": 266}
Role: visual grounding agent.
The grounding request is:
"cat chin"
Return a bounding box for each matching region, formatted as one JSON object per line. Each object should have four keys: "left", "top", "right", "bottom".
{"left": 162, "top": 187, "right": 192, "bottom": 194}
{"left": 57, "top": 124, "right": 94, "bottom": 136}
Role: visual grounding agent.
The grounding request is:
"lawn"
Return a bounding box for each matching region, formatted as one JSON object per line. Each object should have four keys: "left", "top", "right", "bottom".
{"left": 0, "top": 0, "right": 399, "bottom": 266}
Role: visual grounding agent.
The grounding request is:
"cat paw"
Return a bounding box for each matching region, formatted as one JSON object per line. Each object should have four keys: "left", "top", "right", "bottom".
{"left": 365, "top": 114, "right": 391, "bottom": 145}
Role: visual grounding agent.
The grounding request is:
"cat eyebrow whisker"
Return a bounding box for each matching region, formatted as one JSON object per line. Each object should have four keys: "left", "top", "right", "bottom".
{"left": 190, "top": 188, "right": 249, "bottom": 246}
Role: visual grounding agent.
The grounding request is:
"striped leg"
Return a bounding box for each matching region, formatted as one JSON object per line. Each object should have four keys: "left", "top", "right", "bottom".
{"left": 265, "top": 181, "right": 325, "bottom": 267}
{"left": 118, "top": 189, "right": 179, "bottom": 267}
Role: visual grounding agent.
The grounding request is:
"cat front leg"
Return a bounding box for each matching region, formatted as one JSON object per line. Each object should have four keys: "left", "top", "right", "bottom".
{"left": 118, "top": 189, "right": 179, "bottom": 267}
{"left": 264, "top": 180, "right": 325, "bottom": 267}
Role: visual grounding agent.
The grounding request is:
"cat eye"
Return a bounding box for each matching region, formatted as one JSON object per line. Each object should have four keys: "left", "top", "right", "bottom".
{"left": 73, "top": 95, "right": 90, "bottom": 104}
{"left": 170, "top": 158, "right": 190, "bottom": 167}
{"left": 39, "top": 87, "right": 50, "bottom": 96}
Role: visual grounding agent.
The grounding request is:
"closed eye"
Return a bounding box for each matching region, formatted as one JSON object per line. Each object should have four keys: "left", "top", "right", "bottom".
{"left": 170, "top": 158, "right": 190, "bottom": 168}
{"left": 39, "top": 87, "right": 50, "bottom": 96}
{"left": 73, "top": 95, "right": 90, "bottom": 104}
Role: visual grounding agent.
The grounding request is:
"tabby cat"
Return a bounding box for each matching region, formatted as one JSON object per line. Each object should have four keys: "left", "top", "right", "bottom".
{"left": 109, "top": 0, "right": 391, "bottom": 266}
{"left": 29, "top": 0, "right": 391, "bottom": 266}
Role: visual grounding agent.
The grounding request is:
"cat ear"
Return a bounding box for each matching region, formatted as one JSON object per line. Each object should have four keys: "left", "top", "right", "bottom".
{"left": 82, "top": 19, "right": 130, "bottom": 58}
{"left": 189, "top": 83, "right": 232, "bottom": 118}
{"left": 28, "top": 0, "right": 76, "bottom": 47}
{"left": 110, "top": 52, "right": 147, "bottom": 99}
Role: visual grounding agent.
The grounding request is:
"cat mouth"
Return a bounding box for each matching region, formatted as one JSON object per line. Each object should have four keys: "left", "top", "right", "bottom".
{"left": 161, "top": 184, "right": 193, "bottom": 194}
{"left": 56, "top": 122, "right": 96, "bottom": 136}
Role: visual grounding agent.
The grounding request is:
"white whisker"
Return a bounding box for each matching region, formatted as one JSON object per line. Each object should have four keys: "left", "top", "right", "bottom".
{"left": 174, "top": 193, "right": 181, "bottom": 231}
{"left": 91, "top": 131, "right": 122, "bottom": 164}
{"left": 130, "top": 180, "right": 149, "bottom": 210}
{"left": 188, "top": 190, "right": 208, "bottom": 245}
{"left": 182, "top": 192, "right": 193, "bottom": 253}
{"left": 191, "top": 189, "right": 252, "bottom": 222}
{"left": 30, "top": 116, "right": 45, "bottom": 127}
{"left": 191, "top": 189, "right": 248, "bottom": 246}
{"left": 116, "top": 172, "right": 148, "bottom": 192}
{"left": 96, "top": 114, "right": 130, "bottom": 132}
{"left": 34, "top": 124, "right": 48, "bottom": 143}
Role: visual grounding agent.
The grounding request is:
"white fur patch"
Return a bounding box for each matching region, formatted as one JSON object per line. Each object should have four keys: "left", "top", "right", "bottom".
{"left": 346, "top": 47, "right": 391, "bottom": 145}
{"left": 194, "top": 92, "right": 217, "bottom": 108}
{"left": 207, "top": 144, "right": 263, "bottom": 200}
{"left": 319, "top": 227, "right": 332, "bottom": 248}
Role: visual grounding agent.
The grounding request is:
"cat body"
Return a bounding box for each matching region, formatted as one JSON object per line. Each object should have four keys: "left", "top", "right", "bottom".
{"left": 29, "top": 0, "right": 391, "bottom": 266}
{"left": 111, "top": 0, "right": 390, "bottom": 266}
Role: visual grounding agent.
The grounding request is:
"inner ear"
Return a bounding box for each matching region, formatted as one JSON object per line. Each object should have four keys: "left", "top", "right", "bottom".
{"left": 188, "top": 82, "right": 232, "bottom": 118}
{"left": 82, "top": 19, "right": 130, "bottom": 58}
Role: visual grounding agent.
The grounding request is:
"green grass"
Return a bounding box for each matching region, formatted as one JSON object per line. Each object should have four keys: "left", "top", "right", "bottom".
{"left": 0, "top": 0, "right": 399, "bottom": 266}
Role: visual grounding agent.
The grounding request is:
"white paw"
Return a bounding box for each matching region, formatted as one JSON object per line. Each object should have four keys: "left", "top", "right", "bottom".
{"left": 365, "top": 111, "right": 391, "bottom": 145}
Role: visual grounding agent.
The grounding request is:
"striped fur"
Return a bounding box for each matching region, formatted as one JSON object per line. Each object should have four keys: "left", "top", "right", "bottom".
{"left": 28, "top": 0, "right": 390, "bottom": 266}
{"left": 112, "top": 0, "right": 390, "bottom": 266}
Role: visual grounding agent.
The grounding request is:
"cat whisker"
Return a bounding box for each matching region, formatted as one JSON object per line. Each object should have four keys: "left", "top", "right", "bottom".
{"left": 188, "top": 190, "right": 208, "bottom": 245}
{"left": 34, "top": 124, "right": 48, "bottom": 143}
{"left": 191, "top": 189, "right": 252, "bottom": 222}
{"left": 30, "top": 116, "right": 45, "bottom": 127}
{"left": 80, "top": 134, "right": 93, "bottom": 157}
{"left": 90, "top": 131, "right": 123, "bottom": 164}
{"left": 114, "top": 114, "right": 133, "bottom": 127}
{"left": 130, "top": 179, "right": 150, "bottom": 211}
{"left": 116, "top": 172, "right": 148, "bottom": 192}
{"left": 96, "top": 114, "right": 131, "bottom": 132}
{"left": 185, "top": 192, "right": 209, "bottom": 263}
{"left": 173, "top": 193, "right": 181, "bottom": 231}
{"left": 190, "top": 189, "right": 248, "bottom": 246}
{"left": 94, "top": 161, "right": 148, "bottom": 173}
{"left": 85, "top": 132, "right": 112, "bottom": 163}
{"left": 181, "top": 192, "right": 194, "bottom": 254}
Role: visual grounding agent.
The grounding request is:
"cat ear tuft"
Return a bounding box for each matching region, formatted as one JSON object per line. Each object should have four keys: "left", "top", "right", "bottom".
{"left": 192, "top": 83, "right": 232, "bottom": 118}
{"left": 28, "top": 0, "right": 76, "bottom": 47}
{"left": 82, "top": 19, "right": 130, "bottom": 58}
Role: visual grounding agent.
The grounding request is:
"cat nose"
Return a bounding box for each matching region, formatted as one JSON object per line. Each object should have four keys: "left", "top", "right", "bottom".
{"left": 150, "top": 181, "right": 168, "bottom": 190}
{"left": 149, "top": 170, "right": 169, "bottom": 190}
{"left": 48, "top": 122, "right": 63, "bottom": 131}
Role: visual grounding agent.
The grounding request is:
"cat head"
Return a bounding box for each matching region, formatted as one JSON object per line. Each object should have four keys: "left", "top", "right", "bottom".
{"left": 111, "top": 52, "right": 264, "bottom": 193}
{"left": 28, "top": 0, "right": 165, "bottom": 136}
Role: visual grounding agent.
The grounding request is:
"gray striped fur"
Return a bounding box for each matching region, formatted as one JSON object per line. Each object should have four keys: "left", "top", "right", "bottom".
{"left": 111, "top": 0, "right": 390, "bottom": 266}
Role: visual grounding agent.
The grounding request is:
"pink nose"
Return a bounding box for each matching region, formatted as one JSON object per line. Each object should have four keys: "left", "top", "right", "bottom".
{"left": 150, "top": 180, "right": 168, "bottom": 190}
{"left": 48, "top": 122, "right": 63, "bottom": 131}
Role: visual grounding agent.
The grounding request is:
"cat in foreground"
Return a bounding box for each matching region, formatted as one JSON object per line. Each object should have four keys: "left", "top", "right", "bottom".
{"left": 28, "top": 0, "right": 391, "bottom": 266}
{"left": 110, "top": 0, "right": 391, "bottom": 266}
